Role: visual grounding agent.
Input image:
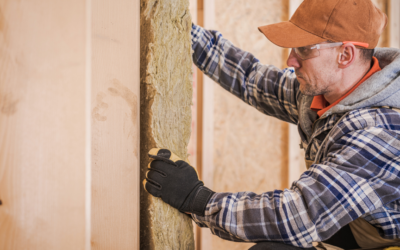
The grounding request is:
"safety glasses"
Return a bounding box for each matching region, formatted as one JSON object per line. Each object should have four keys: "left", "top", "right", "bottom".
{"left": 293, "top": 41, "right": 369, "bottom": 60}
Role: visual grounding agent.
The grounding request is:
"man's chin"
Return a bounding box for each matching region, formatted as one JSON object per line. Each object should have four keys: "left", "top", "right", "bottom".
{"left": 299, "top": 84, "right": 317, "bottom": 96}
{"left": 298, "top": 81, "right": 308, "bottom": 94}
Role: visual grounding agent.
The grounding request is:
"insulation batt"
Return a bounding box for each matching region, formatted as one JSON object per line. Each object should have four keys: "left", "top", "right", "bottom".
{"left": 141, "top": 0, "right": 195, "bottom": 249}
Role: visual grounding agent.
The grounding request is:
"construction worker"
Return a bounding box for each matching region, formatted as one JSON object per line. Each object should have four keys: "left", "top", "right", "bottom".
{"left": 143, "top": 0, "right": 400, "bottom": 249}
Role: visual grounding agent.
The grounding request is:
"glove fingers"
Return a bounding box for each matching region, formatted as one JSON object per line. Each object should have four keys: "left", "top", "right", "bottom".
{"left": 148, "top": 148, "right": 182, "bottom": 166}
{"left": 146, "top": 168, "right": 167, "bottom": 181}
{"left": 149, "top": 159, "right": 175, "bottom": 171}
{"left": 143, "top": 178, "right": 162, "bottom": 198}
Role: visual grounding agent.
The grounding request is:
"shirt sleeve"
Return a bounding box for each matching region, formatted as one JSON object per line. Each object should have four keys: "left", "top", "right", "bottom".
{"left": 191, "top": 24, "right": 299, "bottom": 124}
{"left": 192, "top": 126, "right": 400, "bottom": 248}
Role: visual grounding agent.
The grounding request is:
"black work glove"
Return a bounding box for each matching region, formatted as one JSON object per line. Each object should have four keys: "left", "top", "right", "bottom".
{"left": 143, "top": 148, "right": 215, "bottom": 216}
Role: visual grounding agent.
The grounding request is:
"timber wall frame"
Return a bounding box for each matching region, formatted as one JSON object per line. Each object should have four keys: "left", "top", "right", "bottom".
{"left": 0, "top": 0, "right": 140, "bottom": 249}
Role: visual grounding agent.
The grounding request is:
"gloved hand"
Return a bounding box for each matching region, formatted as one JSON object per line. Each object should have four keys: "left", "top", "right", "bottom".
{"left": 143, "top": 148, "right": 214, "bottom": 216}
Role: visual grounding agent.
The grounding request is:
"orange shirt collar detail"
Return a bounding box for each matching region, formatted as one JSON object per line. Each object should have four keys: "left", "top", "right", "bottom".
{"left": 310, "top": 56, "right": 381, "bottom": 117}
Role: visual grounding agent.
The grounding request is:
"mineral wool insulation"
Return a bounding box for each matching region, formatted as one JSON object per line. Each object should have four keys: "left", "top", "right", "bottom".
{"left": 140, "top": 0, "right": 194, "bottom": 249}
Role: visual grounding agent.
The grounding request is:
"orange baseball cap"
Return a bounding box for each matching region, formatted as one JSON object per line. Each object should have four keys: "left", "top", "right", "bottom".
{"left": 258, "top": 0, "right": 387, "bottom": 49}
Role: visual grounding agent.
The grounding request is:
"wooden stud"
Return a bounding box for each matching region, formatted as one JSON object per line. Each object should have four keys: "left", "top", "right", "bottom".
{"left": 198, "top": 1, "right": 215, "bottom": 249}
{"left": 197, "top": 0, "right": 204, "bottom": 190}
{"left": 196, "top": 1, "right": 204, "bottom": 250}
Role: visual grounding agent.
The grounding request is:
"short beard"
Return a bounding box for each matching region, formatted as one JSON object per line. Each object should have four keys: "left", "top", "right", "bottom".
{"left": 299, "top": 78, "right": 330, "bottom": 97}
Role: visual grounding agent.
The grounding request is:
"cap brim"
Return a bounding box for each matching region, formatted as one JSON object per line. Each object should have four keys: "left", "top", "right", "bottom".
{"left": 258, "top": 21, "right": 327, "bottom": 48}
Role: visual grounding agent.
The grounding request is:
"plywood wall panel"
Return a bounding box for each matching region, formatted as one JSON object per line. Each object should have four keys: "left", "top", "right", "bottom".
{"left": 90, "top": 0, "right": 140, "bottom": 249}
{"left": 211, "top": 1, "right": 289, "bottom": 249}
{"left": 372, "top": 0, "right": 389, "bottom": 47}
{"left": 140, "top": 0, "right": 195, "bottom": 249}
{"left": 0, "top": 0, "right": 87, "bottom": 249}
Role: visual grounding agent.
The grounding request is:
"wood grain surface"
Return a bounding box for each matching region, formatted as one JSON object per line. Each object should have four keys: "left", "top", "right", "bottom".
{"left": 0, "top": 0, "right": 140, "bottom": 249}
{"left": 0, "top": 0, "right": 87, "bottom": 249}
{"left": 90, "top": 0, "right": 140, "bottom": 249}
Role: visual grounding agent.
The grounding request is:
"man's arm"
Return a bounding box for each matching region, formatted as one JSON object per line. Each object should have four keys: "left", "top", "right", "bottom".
{"left": 192, "top": 24, "right": 299, "bottom": 124}
{"left": 191, "top": 121, "right": 400, "bottom": 248}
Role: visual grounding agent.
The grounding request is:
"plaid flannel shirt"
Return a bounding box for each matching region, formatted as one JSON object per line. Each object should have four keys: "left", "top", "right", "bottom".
{"left": 190, "top": 24, "right": 400, "bottom": 248}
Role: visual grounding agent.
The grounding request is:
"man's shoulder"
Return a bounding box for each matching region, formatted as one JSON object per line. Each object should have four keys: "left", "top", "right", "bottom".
{"left": 333, "top": 107, "right": 400, "bottom": 135}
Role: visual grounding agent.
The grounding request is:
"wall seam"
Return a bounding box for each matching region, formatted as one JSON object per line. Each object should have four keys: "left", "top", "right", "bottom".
{"left": 85, "top": 0, "right": 92, "bottom": 248}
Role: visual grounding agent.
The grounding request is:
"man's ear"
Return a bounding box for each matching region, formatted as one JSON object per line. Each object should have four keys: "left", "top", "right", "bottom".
{"left": 338, "top": 43, "right": 356, "bottom": 68}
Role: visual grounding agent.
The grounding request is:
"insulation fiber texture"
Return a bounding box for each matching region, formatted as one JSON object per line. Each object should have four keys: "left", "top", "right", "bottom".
{"left": 143, "top": 0, "right": 194, "bottom": 249}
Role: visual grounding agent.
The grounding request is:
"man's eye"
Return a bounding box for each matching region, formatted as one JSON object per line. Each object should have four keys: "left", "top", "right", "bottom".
{"left": 298, "top": 47, "right": 309, "bottom": 53}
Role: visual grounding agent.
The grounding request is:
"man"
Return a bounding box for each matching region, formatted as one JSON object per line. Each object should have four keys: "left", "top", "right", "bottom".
{"left": 144, "top": 0, "right": 400, "bottom": 249}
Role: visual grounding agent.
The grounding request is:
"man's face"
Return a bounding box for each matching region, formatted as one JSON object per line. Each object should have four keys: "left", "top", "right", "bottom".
{"left": 287, "top": 45, "right": 340, "bottom": 97}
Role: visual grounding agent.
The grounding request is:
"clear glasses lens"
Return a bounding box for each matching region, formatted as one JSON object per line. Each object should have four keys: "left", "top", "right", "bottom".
{"left": 294, "top": 46, "right": 320, "bottom": 60}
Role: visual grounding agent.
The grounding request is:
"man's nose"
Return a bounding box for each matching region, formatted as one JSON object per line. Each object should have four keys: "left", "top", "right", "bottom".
{"left": 287, "top": 49, "right": 301, "bottom": 69}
